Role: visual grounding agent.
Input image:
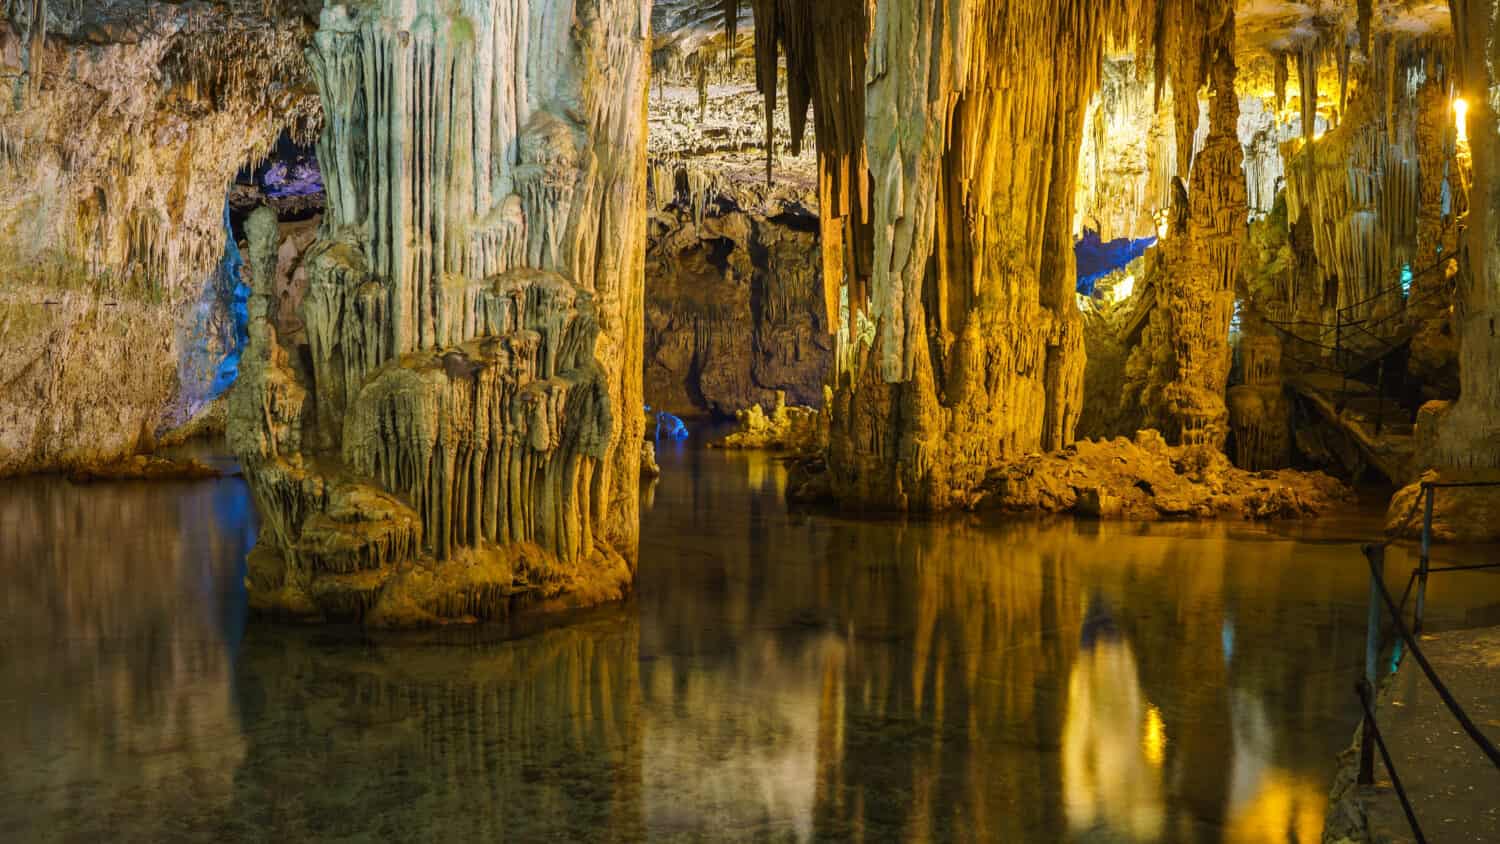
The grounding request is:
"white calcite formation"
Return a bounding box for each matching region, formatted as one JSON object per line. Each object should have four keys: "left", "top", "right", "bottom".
{"left": 230, "top": 0, "right": 649, "bottom": 625}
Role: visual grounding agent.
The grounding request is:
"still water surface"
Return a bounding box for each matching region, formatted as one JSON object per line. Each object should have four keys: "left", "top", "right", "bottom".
{"left": 2, "top": 444, "right": 1499, "bottom": 842}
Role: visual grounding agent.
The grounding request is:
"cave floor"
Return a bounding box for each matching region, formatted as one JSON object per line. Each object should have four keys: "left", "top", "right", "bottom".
{"left": 3, "top": 445, "right": 1500, "bottom": 839}
{"left": 1364, "top": 625, "right": 1500, "bottom": 843}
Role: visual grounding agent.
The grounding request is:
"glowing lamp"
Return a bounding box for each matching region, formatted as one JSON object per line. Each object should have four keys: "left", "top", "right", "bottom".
{"left": 1454, "top": 97, "right": 1470, "bottom": 142}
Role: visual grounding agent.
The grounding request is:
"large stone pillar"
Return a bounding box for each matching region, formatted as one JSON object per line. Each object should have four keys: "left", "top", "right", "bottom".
{"left": 230, "top": 0, "right": 649, "bottom": 624}
{"left": 1128, "top": 16, "right": 1246, "bottom": 450}
{"left": 1432, "top": 0, "right": 1500, "bottom": 465}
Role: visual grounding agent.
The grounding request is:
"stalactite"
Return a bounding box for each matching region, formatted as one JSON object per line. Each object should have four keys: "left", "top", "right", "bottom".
{"left": 1284, "top": 33, "right": 1448, "bottom": 319}
{"left": 230, "top": 0, "right": 647, "bottom": 625}
{"left": 747, "top": 0, "right": 869, "bottom": 359}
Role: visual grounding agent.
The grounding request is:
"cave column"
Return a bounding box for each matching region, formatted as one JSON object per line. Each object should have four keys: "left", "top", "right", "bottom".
{"left": 1430, "top": 0, "right": 1500, "bottom": 467}
{"left": 228, "top": 0, "right": 649, "bottom": 624}
{"left": 1158, "top": 16, "right": 1246, "bottom": 450}
{"left": 820, "top": 0, "right": 1137, "bottom": 511}
{"left": 1386, "top": 0, "right": 1500, "bottom": 539}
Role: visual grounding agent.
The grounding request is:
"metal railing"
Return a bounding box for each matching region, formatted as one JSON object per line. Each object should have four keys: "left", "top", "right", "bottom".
{"left": 1356, "top": 479, "right": 1500, "bottom": 843}
{"left": 1265, "top": 254, "right": 1460, "bottom": 431}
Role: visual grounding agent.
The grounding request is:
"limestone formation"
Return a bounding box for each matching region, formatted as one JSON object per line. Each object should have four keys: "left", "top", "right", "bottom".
{"left": 711, "top": 390, "right": 821, "bottom": 453}
{"left": 1388, "top": 0, "right": 1500, "bottom": 540}
{"left": 229, "top": 0, "right": 649, "bottom": 625}
{"left": 0, "top": 1, "right": 317, "bottom": 476}
{"left": 975, "top": 430, "right": 1349, "bottom": 521}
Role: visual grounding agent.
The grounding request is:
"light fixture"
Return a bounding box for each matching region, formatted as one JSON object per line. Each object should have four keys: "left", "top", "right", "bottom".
{"left": 1454, "top": 97, "right": 1469, "bottom": 142}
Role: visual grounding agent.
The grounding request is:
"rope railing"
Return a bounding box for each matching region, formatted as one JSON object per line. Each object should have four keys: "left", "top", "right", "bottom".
{"left": 1355, "top": 479, "right": 1500, "bottom": 842}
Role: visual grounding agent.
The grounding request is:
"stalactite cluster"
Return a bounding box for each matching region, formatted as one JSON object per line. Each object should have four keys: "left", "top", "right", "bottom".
{"left": 742, "top": 0, "right": 870, "bottom": 359}
{"left": 1283, "top": 36, "right": 1452, "bottom": 320}
{"left": 743, "top": 0, "right": 1242, "bottom": 510}
{"left": 230, "top": 0, "right": 649, "bottom": 625}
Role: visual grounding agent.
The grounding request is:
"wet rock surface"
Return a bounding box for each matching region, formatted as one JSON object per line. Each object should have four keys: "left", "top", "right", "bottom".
{"left": 0, "top": 1, "right": 316, "bottom": 477}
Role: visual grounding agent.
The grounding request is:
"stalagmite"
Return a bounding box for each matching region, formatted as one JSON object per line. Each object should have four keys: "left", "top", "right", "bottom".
{"left": 1128, "top": 11, "right": 1246, "bottom": 450}
{"left": 229, "top": 0, "right": 649, "bottom": 625}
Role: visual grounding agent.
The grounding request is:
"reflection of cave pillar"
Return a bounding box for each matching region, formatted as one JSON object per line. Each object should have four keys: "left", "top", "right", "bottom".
{"left": 1062, "top": 610, "right": 1166, "bottom": 840}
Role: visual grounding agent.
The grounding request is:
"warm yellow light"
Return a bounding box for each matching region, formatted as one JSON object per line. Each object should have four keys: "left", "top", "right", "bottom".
{"left": 1142, "top": 705, "right": 1166, "bottom": 768}
{"left": 1454, "top": 97, "right": 1470, "bottom": 142}
{"left": 1113, "top": 274, "right": 1136, "bottom": 302}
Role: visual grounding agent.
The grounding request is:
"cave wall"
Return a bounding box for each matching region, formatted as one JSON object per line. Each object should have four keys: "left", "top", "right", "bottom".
{"left": 229, "top": 0, "right": 649, "bottom": 625}
{"left": 643, "top": 166, "right": 829, "bottom": 418}
{"left": 1417, "top": 0, "right": 1500, "bottom": 470}
{"left": 0, "top": 2, "right": 316, "bottom": 476}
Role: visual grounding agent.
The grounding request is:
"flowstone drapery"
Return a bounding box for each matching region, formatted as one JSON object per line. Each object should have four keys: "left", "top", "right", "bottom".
{"left": 230, "top": 0, "right": 649, "bottom": 625}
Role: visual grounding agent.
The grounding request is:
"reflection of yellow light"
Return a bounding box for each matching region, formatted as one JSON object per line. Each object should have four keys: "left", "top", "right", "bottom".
{"left": 1454, "top": 97, "right": 1469, "bottom": 142}
{"left": 1224, "top": 773, "right": 1326, "bottom": 844}
{"left": 1142, "top": 705, "right": 1166, "bottom": 768}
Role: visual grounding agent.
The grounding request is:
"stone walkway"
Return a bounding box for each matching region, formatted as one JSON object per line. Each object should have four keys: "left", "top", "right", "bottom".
{"left": 1365, "top": 626, "right": 1500, "bottom": 843}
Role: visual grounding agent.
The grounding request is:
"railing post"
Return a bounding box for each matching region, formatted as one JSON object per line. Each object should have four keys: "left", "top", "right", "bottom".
{"left": 1416, "top": 485, "right": 1434, "bottom": 635}
{"left": 1336, "top": 318, "right": 1349, "bottom": 411}
{"left": 1375, "top": 358, "right": 1386, "bottom": 436}
{"left": 1360, "top": 543, "right": 1386, "bottom": 786}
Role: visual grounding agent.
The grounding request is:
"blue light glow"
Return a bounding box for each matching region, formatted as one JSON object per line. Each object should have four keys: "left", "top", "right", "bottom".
{"left": 1075, "top": 229, "right": 1157, "bottom": 295}
{"left": 208, "top": 202, "right": 249, "bottom": 399}
{"left": 649, "top": 406, "right": 689, "bottom": 441}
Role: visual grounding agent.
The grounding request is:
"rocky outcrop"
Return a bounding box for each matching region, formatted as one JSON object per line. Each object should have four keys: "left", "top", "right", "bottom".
{"left": 976, "top": 430, "right": 1348, "bottom": 521}
{"left": 0, "top": 1, "right": 317, "bottom": 476}
{"left": 229, "top": 0, "right": 649, "bottom": 626}
{"left": 711, "top": 391, "right": 822, "bottom": 453}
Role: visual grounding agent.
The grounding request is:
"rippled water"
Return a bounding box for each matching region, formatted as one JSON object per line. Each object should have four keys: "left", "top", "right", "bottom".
{"left": 2, "top": 446, "right": 1499, "bottom": 842}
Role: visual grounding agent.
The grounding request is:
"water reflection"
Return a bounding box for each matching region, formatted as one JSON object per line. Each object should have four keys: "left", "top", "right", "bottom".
{"left": 1063, "top": 601, "right": 1166, "bottom": 840}
{"left": 0, "top": 476, "right": 253, "bottom": 840}
{"left": 3, "top": 449, "right": 1500, "bottom": 840}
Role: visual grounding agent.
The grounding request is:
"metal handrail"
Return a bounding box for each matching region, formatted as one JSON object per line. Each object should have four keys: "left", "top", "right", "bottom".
{"left": 1355, "top": 479, "right": 1500, "bottom": 842}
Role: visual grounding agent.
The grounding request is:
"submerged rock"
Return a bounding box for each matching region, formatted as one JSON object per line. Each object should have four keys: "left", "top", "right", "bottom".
{"left": 67, "top": 455, "right": 223, "bottom": 484}
{"left": 640, "top": 441, "right": 662, "bottom": 479}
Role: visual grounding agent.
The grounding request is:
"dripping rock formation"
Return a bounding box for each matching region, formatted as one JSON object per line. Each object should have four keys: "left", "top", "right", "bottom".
{"left": 228, "top": 0, "right": 649, "bottom": 626}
